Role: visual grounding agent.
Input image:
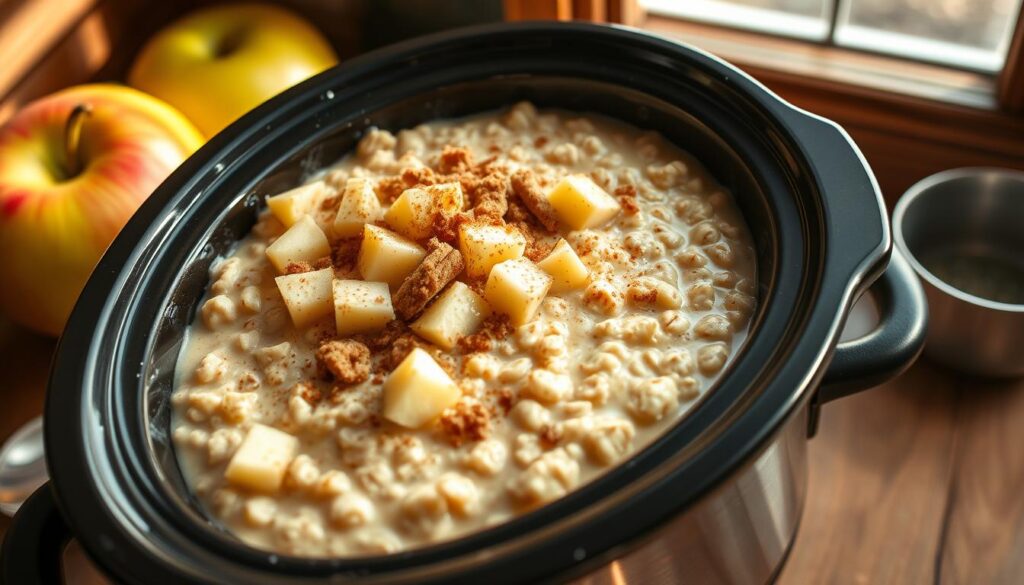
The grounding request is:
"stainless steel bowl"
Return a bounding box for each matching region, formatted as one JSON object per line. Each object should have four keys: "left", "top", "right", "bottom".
{"left": 894, "top": 168, "right": 1024, "bottom": 377}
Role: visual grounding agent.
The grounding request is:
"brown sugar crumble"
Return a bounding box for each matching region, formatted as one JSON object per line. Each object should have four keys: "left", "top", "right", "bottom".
{"left": 332, "top": 237, "right": 362, "bottom": 271}
{"left": 440, "top": 401, "right": 491, "bottom": 446}
{"left": 379, "top": 333, "right": 424, "bottom": 373}
{"left": 457, "top": 314, "right": 513, "bottom": 353}
{"left": 284, "top": 261, "right": 314, "bottom": 274}
{"left": 438, "top": 146, "right": 474, "bottom": 174}
{"left": 468, "top": 173, "right": 509, "bottom": 223}
{"left": 393, "top": 239, "right": 465, "bottom": 320}
{"left": 431, "top": 210, "right": 472, "bottom": 245}
{"left": 510, "top": 169, "right": 560, "bottom": 232}
{"left": 355, "top": 320, "right": 409, "bottom": 352}
{"left": 316, "top": 340, "right": 371, "bottom": 385}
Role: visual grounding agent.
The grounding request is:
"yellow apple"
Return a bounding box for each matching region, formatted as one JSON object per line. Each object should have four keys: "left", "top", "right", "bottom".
{"left": 0, "top": 84, "right": 203, "bottom": 336}
{"left": 128, "top": 4, "right": 338, "bottom": 137}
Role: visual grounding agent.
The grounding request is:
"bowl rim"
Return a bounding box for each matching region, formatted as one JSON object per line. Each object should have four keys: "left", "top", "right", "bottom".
{"left": 893, "top": 166, "right": 1024, "bottom": 313}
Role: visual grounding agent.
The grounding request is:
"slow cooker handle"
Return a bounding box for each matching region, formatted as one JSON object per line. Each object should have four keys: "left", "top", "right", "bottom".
{"left": 1, "top": 482, "right": 71, "bottom": 584}
{"left": 817, "top": 248, "right": 928, "bottom": 404}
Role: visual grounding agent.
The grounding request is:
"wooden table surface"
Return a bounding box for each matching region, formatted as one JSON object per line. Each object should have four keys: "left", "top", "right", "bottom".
{"left": 0, "top": 317, "right": 1021, "bottom": 584}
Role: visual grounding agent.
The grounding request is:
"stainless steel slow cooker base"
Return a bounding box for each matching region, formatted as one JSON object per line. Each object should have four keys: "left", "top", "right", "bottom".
{"left": 574, "top": 407, "right": 807, "bottom": 585}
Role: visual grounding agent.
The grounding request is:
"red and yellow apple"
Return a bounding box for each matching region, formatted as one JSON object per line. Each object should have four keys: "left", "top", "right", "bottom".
{"left": 128, "top": 3, "right": 338, "bottom": 137}
{"left": 0, "top": 84, "right": 203, "bottom": 336}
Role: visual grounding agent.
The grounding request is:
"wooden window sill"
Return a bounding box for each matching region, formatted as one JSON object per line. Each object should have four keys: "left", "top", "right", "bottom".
{"left": 644, "top": 16, "right": 997, "bottom": 109}
{"left": 642, "top": 15, "right": 1024, "bottom": 201}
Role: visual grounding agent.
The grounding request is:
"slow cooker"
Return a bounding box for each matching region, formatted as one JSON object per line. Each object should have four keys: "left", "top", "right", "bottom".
{"left": 1, "top": 22, "right": 927, "bottom": 584}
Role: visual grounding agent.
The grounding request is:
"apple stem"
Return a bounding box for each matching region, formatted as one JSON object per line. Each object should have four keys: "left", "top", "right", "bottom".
{"left": 63, "top": 104, "right": 92, "bottom": 178}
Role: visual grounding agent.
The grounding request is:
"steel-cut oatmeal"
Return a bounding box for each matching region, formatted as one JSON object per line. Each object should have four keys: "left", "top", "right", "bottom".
{"left": 171, "top": 102, "right": 757, "bottom": 556}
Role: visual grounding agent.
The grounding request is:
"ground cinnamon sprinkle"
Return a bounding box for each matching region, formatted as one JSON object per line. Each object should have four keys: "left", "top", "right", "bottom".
{"left": 439, "top": 401, "right": 490, "bottom": 446}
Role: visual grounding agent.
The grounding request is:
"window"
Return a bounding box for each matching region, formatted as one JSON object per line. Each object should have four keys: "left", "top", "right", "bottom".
{"left": 641, "top": 0, "right": 1024, "bottom": 72}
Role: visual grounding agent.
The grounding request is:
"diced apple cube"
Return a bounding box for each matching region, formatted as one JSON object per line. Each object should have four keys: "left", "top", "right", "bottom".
{"left": 383, "top": 182, "right": 464, "bottom": 240}
{"left": 384, "top": 188, "right": 433, "bottom": 240}
{"left": 382, "top": 347, "right": 461, "bottom": 428}
{"left": 425, "top": 182, "right": 464, "bottom": 215}
{"left": 357, "top": 224, "right": 426, "bottom": 288}
{"left": 274, "top": 268, "right": 334, "bottom": 328}
{"left": 224, "top": 424, "right": 299, "bottom": 493}
{"left": 484, "top": 258, "right": 552, "bottom": 326}
{"left": 333, "top": 279, "right": 395, "bottom": 336}
{"left": 333, "top": 178, "right": 382, "bottom": 238}
{"left": 537, "top": 239, "right": 590, "bottom": 293}
{"left": 458, "top": 223, "right": 526, "bottom": 278}
{"left": 547, "top": 174, "right": 621, "bottom": 230}
{"left": 265, "top": 181, "right": 325, "bottom": 227}
{"left": 265, "top": 215, "right": 331, "bottom": 274}
{"left": 410, "top": 282, "right": 490, "bottom": 349}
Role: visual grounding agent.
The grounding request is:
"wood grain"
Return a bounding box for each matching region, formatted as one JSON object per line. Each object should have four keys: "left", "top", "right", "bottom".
{"left": 607, "top": 0, "right": 643, "bottom": 26}
{"left": 997, "top": 6, "right": 1024, "bottom": 113}
{"left": 938, "top": 376, "right": 1024, "bottom": 585}
{"left": 778, "top": 363, "right": 960, "bottom": 585}
{"left": 572, "top": 0, "right": 606, "bottom": 22}
{"left": 503, "top": 0, "right": 573, "bottom": 21}
{"left": 0, "top": 0, "right": 96, "bottom": 101}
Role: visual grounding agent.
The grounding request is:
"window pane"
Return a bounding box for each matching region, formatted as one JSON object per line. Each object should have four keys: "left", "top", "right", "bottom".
{"left": 641, "top": 0, "right": 832, "bottom": 41}
{"left": 835, "top": 0, "right": 1024, "bottom": 71}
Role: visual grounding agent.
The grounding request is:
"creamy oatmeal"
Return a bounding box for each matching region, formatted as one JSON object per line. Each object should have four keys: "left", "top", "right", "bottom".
{"left": 171, "top": 102, "right": 757, "bottom": 556}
